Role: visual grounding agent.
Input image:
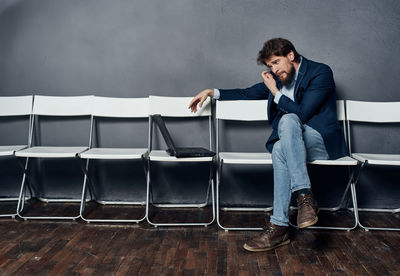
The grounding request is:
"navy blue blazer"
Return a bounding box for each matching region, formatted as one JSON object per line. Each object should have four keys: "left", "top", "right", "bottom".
{"left": 218, "top": 57, "right": 347, "bottom": 160}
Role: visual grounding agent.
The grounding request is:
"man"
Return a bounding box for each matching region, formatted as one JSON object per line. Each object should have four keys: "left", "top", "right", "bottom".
{"left": 188, "top": 38, "right": 347, "bottom": 252}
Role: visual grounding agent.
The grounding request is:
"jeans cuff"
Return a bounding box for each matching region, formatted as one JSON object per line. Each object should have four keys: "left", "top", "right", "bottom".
{"left": 270, "top": 216, "right": 289, "bottom": 227}
{"left": 291, "top": 184, "right": 311, "bottom": 193}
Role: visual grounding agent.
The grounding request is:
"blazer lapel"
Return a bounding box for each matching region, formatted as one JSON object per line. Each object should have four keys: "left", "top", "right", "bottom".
{"left": 294, "top": 57, "right": 308, "bottom": 103}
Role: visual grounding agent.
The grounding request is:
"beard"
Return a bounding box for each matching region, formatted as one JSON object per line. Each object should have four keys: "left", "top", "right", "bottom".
{"left": 278, "top": 64, "right": 295, "bottom": 86}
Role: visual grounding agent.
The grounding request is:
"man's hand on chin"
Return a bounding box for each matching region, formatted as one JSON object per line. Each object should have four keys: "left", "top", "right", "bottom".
{"left": 262, "top": 71, "right": 279, "bottom": 96}
{"left": 188, "top": 89, "right": 214, "bottom": 113}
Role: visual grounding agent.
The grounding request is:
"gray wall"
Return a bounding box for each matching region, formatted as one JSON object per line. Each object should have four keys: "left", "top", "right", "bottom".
{"left": 1, "top": 0, "right": 400, "bottom": 208}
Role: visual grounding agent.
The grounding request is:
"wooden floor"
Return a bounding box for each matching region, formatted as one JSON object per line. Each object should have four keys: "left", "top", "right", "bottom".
{"left": 1, "top": 201, "right": 400, "bottom": 275}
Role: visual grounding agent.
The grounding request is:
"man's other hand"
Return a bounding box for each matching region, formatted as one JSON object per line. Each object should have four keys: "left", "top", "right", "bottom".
{"left": 262, "top": 71, "right": 279, "bottom": 96}
{"left": 188, "top": 89, "right": 214, "bottom": 113}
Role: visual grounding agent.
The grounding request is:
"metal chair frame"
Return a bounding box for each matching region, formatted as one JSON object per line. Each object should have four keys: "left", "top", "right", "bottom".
{"left": 145, "top": 96, "right": 215, "bottom": 227}
{"left": 289, "top": 101, "right": 361, "bottom": 231}
{"left": 78, "top": 96, "right": 149, "bottom": 223}
{"left": 15, "top": 95, "right": 93, "bottom": 220}
{"left": 216, "top": 100, "right": 273, "bottom": 231}
{"left": 216, "top": 100, "right": 360, "bottom": 231}
{"left": 346, "top": 100, "right": 400, "bottom": 231}
{"left": 0, "top": 96, "right": 34, "bottom": 218}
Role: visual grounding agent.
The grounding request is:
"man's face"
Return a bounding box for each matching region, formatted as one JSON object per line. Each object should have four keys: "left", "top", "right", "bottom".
{"left": 265, "top": 53, "right": 295, "bottom": 86}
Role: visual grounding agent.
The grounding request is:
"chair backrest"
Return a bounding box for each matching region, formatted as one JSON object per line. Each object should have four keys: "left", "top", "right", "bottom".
{"left": 0, "top": 96, "right": 34, "bottom": 146}
{"left": 89, "top": 96, "right": 149, "bottom": 148}
{"left": 336, "top": 100, "right": 345, "bottom": 121}
{"left": 216, "top": 100, "right": 268, "bottom": 121}
{"left": 346, "top": 100, "right": 400, "bottom": 123}
{"left": 148, "top": 96, "right": 212, "bottom": 151}
{"left": 92, "top": 96, "right": 148, "bottom": 118}
{"left": 216, "top": 100, "right": 344, "bottom": 121}
{"left": 33, "top": 95, "right": 94, "bottom": 116}
{"left": 30, "top": 95, "right": 94, "bottom": 147}
{"left": 345, "top": 100, "right": 400, "bottom": 154}
{"left": 149, "top": 95, "right": 211, "bottom": 117}
{"left": 0, "top": 96, "right": 33, "bottom": 116}
{"left": 216, "top": 100, "right": 346, "bottom": 152}
{"left": 334, "top": 100, "right": 350, "bottom": 151}
{"left": 215, "top": 100, "right": 267, "bottom": 154}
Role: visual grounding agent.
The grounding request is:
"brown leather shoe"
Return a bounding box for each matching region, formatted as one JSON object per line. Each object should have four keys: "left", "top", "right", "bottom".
{"left": 243, "top": 222, "right": 290, "bottom": 252}
{"left": 297, "top": 193, "right": 318, "bottom": 228}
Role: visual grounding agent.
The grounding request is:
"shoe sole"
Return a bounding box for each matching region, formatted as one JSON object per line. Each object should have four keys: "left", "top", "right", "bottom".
{"left": 298, "top": 216, "right": 318, "bottom": 229}
{"left": 243, "top": 239, "right": 290, "bottom": 252}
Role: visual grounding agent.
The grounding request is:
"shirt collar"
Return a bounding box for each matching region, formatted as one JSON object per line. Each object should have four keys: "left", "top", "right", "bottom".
{"left": 294, "top": 56, "right": 302, "bottom": 82}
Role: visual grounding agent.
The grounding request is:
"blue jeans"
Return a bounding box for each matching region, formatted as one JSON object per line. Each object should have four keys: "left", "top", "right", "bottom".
{"left": 270, "top": 113, "right": 329, "bottom": 227}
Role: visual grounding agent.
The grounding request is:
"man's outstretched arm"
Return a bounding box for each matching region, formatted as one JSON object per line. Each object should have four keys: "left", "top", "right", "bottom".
{"left": 189, "top": 82, "right": 270, "bottom": 113}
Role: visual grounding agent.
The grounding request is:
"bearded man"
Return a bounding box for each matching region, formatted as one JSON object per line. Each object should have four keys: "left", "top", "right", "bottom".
{"left": 189, "top": 38, "right": 347, "bottom": 252}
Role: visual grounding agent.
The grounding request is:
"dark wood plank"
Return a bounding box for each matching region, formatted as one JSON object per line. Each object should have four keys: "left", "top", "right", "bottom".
{"left": 0, "top": 205, "right": 399, "bottom": 275}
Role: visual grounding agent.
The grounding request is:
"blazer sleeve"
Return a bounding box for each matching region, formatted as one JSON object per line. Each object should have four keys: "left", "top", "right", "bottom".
{"left": 218, "top": 82, "right": 269, "bottom": 101}
{"left": 277, "top": 66, "right": 335, "bottom": 123}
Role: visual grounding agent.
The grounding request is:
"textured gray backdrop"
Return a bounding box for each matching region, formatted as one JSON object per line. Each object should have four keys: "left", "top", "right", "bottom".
{"left": 0, "top": 0, "right": 399, "bottom": 208}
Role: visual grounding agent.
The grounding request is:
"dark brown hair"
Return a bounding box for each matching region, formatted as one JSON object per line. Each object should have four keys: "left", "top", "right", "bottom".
{"left": 257, "top": 38, "right": 300, "bottom": 65}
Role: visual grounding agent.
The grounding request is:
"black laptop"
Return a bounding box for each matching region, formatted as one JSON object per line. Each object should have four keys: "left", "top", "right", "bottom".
{"left": 152, "top": 114, "right": 215, "bottom": 158}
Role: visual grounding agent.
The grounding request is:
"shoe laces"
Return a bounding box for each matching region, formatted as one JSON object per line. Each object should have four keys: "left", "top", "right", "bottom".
{"left": 263, "top": 223, "right": 277, "bottom": 234}
{"left": 298, "top": 197, "right": 313, "bottom": 208}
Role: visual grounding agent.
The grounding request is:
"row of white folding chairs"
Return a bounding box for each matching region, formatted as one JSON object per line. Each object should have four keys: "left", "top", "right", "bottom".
{"left": 0, "top": 95, "right": 214, "bottom": 226}
{"left": 1, "top": 95, "right": 399, "bottom": 231}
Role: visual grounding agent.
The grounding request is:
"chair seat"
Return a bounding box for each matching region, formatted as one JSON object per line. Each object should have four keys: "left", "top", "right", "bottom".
{"left": 0, "top": 145, "right": 27, "bottom": 156}
{"left": 149, "top": 150, "right": 213, "bottom": 162}
{"left": 352, "top": 153, "right": 400, "bottom": 166}
{"left": 15, "top": 146, "right": 88, "bottom": 158}
{"left": 79, "top": 148, "right": 147, "bottom": 159}
{"left": 219, "top": 152, "right": 358, "bottom": 166}
{"left": 308, "top": 156, "right": 358, "bottom": 166}
{"left": 219, "top": 152, "right": 272, "bottom": 164}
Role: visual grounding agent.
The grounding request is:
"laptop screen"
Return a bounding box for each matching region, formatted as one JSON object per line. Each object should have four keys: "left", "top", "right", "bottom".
{"left": 152, "top": 114, "right": 177, "bottom": 152}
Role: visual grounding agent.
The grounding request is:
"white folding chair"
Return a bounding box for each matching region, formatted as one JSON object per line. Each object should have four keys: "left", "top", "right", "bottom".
{"left": 346, "top": 100, "right": 400, "bottom": 231}
{"left": 78, "top": 96, "right": 148, "bottom": 223}
{"left": 216, "top": 100, "right": 360, "bottom": 231}
{"left": 15, "top": 95, "right": 93, "bottom": 220}
{"left": 0, "top": 96, "right": 33, "bottom": 218}
{"left": 146, "top": 95, "right": 215, "bottom": 227}
{"left": 216, "top": 100, "right": 272, "bottom": 231}
{"left": 291, "top": 100, "right": 360, "bottom": 231}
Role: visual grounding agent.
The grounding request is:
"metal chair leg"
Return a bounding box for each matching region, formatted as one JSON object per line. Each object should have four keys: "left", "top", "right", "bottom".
{"left": 146, "top": 160, "right": 215, "bottom": 227}
{"left": 17, "top": 156, "right": 82, "bottom": 220}
{"left": 216, "top": 160, "right": 269, "bottom": 231}
{"left": 355, "top": 163, "right": 400, "bottom": 231}
{"left": 289, "top": 163, "right": 362, "bottom": 231}
{"left": 79, "top": 157, "right": 147, "bottom": 223}
{"left": 0, "top": 156, "right": 31, "bottom": 219}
